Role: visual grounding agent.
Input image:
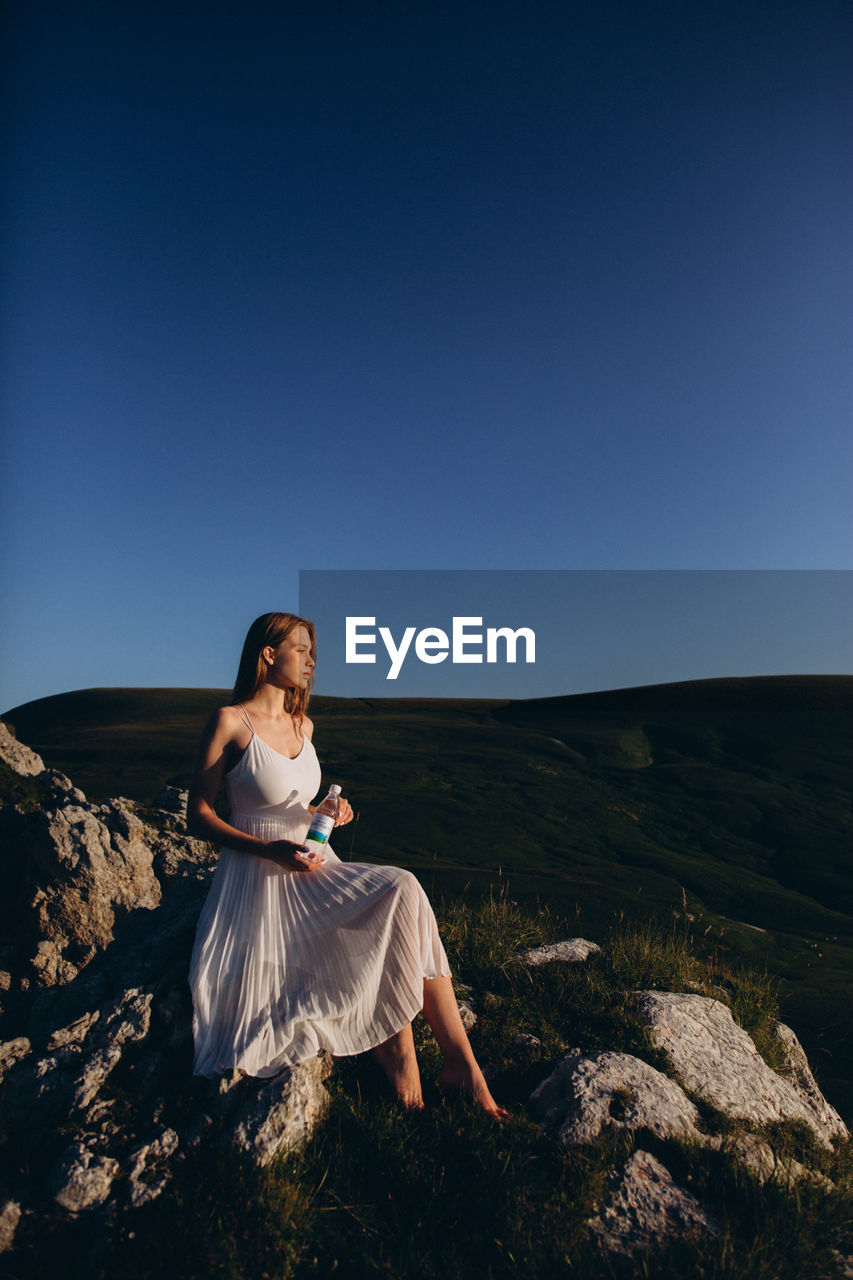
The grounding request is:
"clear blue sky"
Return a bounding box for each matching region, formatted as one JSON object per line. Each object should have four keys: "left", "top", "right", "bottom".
{"left": 3, "top": 0, "right": 851, "bottom": 711}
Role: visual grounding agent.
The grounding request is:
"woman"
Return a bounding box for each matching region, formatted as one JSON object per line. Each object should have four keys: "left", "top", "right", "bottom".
{"left": 188, "top": 611, "right": 507, "bottom": 1118}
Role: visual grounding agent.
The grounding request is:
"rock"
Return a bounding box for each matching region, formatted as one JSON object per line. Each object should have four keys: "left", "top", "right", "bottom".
{"left": 148, "top": 827, "right": 217, "bottom": 883}
{"left": 3, "top": 988, "right": 153, "bottom": 1139}
{"left": 530, "top": 1049, "right": 702, "bottom": 1146}
{"left": 513, "top": 1033, "right": 542, "bottom": 1051}
{"left": 635, "top": 992, "right": 848, "bottom": 1149}
{"left": 30, "top": 940, "right": 78, "bottom": 987}
{"left": 52, "top": 1142, "right": 120, "bottom": 1212}
{"left": 518, "top": 939, "right": 601, "bottom": 965}
{"left": 146, "top": 789, "right": 217, "bottom": 869}
{"left": 15, "top": 797, "right": 162, "bottom": 987}
{"left": 708, "top": 1131, "right": 834, "bottom": 1191}
{"left": 70, "top": 989, "right": 153, "bottom": 1112}
{"left": 42, "top": 770, "right": 87, "bottom": 804}
{"left": 586, "top": 1149, "right": 718, "bottom": 1260}
{"left": 126, "top": 1128, "right": 180, "bottom": 1208}
{"left": 0, "top": 736, "right": 329, "bottom": 1248}
{"left": 0, "top": 1037, "right": 31, "bottom": 1083}
{"left": 457, "top": 1000, "right": 477, "bottom": 1031}
{"left": 46, "top": 1011, "right": 100, "bottom": 1052}
{"left": 771, "top": 1021, "right": 848, "bottom": 1145}
{"left": 151, "top": 787, "right": 187, "bottom": 815}
{"left": 0, "top": 1200, "right": 21, "bottom": 1253}
{"left": 0, "top": 722, "right": 44, "bottom": 776}
{"left": 231, "top": 1053, "right": 333, "bottom": 1167}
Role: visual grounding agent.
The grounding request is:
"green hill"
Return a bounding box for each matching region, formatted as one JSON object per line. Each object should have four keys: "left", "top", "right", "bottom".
{"left": 3, "top": 675, "right": 852, "bottom": 1118}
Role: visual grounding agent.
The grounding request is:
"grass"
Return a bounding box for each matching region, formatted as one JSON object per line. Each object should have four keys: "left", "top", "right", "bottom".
{"left": 20, "top": 888, "right": 841, "bottom": 1280}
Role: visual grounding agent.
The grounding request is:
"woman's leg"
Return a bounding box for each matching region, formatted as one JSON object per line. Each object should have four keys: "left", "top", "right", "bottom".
{"left": 422, "top": 976, "right": 510, "bottom": 1119}
{"left": 372, "top": 1022, "right": 424, "bottom": 1109}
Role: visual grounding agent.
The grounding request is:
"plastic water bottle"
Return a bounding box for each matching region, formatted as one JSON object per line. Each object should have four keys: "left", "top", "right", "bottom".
{"left": 305, "top": 784, "right": 341, "bottom": 848}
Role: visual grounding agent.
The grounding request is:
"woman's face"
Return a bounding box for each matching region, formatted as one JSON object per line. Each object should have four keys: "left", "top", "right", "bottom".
{"left": 266, "top": 626, "right": 315, "bottom": 689}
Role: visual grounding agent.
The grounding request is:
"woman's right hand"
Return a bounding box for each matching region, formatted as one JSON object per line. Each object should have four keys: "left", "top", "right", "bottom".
{"left": 263, "top": 839, "right": 326, "bottom": 872}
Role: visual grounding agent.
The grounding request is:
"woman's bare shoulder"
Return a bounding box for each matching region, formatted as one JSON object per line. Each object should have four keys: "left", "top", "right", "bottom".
{"left": 302, "top": 714, "right": 315, "bottom": 741}
{"left": 204, "top": 704, "right": 246, "bottom": 740}
{"left": 193, "top": 705, "right": 247, "bottom": 777}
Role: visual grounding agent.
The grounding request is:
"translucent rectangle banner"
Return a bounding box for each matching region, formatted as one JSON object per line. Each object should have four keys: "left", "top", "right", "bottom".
{"left": 297, "top": 569, "right": 851, "bottom": 699}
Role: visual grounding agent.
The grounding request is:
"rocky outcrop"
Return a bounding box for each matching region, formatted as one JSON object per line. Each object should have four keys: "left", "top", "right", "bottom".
{"left": 518, "top": 938, "right": 602, "bottom": 965}
{"left": 0, "top": 1201, "right": 22, "bottom": 1254}
{"left": 708, "top": 1130, "right": 834, "bottom": 1191}
{"left": 0, "top": 724, "right": 331, "bottom": 1259}
{"left": 0, "top": 722, "right": 44, "bottom": 775}
{"left": 520, "top": 939, "right": 848, "bottom": 1266}
{"left": 0, "top": 724, "right": 214, "bottom": 998}
{"left": 0, "top": 863, "right": 332, "bottom": 1256}
{"left": 530, "top": 1049, "right": 703, "bottom": 1146}
{"left": 586, "top": 1149, "right": 718, "bottom": 1260}
{"left": 227, "top": 1052, "right": 334, "bottom": 1166}
{"left": 635, "top": 990, "right": 848, "bottom": 1148}
{"left": 51, "top": 1143, "right": 121, "bottom": 1213}
{"left": 528, "top": 1035, "right": 841, "bottom": 1190}
{"left": 772, "top": 1018, "right": 849, "bottom": 1142}
{"left": 18, "top": 799, "right": 162, "bottom": 986}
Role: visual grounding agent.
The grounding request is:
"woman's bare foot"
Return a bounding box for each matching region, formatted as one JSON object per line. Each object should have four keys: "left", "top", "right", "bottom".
{"left": 420, "top": 976, "right": 510, "bottom": 1119}
{"left": 373, "top": 1027, "right": 425, "bottom": 1110}
{"left": 438, "top": 1056, "right": 511, "bottom": 1121}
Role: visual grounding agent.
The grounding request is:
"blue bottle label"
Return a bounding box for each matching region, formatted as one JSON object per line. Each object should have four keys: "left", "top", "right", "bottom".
{"left": 306, "top": 813, "right": 334, "bottom": 844}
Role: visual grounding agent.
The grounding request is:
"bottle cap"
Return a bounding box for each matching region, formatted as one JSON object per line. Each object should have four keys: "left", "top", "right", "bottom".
{"left": 330, "top": 784, "right": 341, "bottom": 794}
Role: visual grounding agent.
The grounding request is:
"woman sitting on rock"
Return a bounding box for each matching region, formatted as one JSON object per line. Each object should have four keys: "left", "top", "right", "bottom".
{"left": 187, "top": 611, "right": 507, "bottom": 1118}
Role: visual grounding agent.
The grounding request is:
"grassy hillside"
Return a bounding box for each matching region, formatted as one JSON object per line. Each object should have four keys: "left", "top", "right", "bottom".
{"left": 3, "top": 676, "right": 852, "bottom": 1118}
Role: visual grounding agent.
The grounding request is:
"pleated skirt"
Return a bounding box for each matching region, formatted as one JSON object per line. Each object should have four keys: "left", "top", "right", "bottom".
{"left": 189, "top": 810, "right": 452, "bottom": 1078}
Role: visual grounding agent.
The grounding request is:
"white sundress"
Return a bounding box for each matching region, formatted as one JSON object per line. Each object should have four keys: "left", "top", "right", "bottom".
{"left": 189, "top": 710, "right": 452, "bottom": 1078}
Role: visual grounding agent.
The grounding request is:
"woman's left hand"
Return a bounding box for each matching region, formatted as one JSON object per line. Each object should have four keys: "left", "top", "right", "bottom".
{"left": 334, "top": 797, "right": 354, "bottom": 826}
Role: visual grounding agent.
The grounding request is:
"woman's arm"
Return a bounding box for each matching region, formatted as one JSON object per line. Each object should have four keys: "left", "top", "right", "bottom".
{"left": 187, "top": 708, "right": 321, "bottom": 869}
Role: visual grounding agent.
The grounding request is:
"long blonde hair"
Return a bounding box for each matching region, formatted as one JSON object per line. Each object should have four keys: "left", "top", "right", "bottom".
{"left": 231, "top": 612, "right": 316, "bottom": 718}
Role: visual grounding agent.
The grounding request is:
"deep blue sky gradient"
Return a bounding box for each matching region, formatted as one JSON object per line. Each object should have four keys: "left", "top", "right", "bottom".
{"left": 3, "top": 0, "right": 851, "bottom": 709}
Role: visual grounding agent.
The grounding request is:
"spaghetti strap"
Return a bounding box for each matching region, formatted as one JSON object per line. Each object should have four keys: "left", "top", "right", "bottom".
{"left": 235, "top": 703, "right": 255, "bottom": 733}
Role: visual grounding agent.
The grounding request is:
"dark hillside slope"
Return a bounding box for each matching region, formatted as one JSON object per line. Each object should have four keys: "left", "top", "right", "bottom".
{"left": 3, "top": 687, "right": 228, "bottom": 801}
{"left": 5, "top": 679, "right": 851, "bottom": 926}
{"left": 493, "top": 675, "right": 853, "bottom": 919}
